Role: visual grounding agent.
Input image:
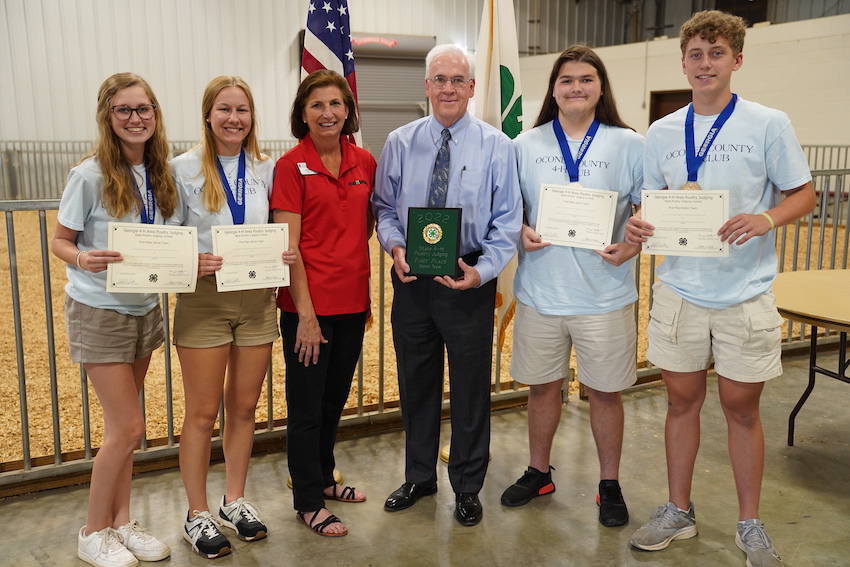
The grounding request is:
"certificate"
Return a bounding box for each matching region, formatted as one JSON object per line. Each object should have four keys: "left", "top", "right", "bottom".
{"left": 211, "top": 224, "right": 290, "bottom": 291}
{"left": 641, "top": 190, "right": 729, "bottom": 257}
{"left": 106, "top": 223, "right": 198, "bottom": 293}
{"left": 535, "top": 183, "right": 617, "bottom": 250}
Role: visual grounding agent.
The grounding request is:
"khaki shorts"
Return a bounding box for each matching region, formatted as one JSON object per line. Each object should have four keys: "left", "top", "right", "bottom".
{"left": 65, "top": 296, "right": 164, "bottom": 364}
{"left": 510, "top": 301, "right": 637, "bottom": 393}
{"left": 646, "top": 281, "right": 784, "bottom": 383}
{"left": 173, "top": 275, "right": 279, "bottom": 348}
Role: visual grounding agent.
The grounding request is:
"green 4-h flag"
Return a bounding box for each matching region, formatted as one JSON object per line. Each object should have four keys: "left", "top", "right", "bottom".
{"left": 474, "top": 0, "right": 522, "bottom": 139}
{"left": 474, "top": 0, "right": 522, "bottom": 350}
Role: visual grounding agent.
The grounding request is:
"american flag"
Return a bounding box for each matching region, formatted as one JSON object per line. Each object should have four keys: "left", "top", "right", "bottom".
{"left": 302, "top": 0, "right": 359, "bottom": 104}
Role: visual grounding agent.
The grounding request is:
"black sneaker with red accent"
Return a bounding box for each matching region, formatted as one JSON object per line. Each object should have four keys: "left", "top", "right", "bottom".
{"left": 596, "top": 479, "right": 629, "bottom": 527}
{"left": 500, "top": 466, "right": 556, "bottom": 507}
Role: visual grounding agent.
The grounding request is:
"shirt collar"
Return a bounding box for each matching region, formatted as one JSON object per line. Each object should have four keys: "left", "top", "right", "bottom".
{"left": 298, "top": 134, "right": 357, "bottom": 176}
{"left": 428, "top": 112, "right": 470, "bottom": 148}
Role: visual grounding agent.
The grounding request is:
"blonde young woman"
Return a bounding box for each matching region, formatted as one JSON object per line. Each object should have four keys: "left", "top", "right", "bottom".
{"left": 52, "top": 72, "right": 175, "bottom": 567}
{"left": 170, "top": 76, "right": 294, "bottom": 559}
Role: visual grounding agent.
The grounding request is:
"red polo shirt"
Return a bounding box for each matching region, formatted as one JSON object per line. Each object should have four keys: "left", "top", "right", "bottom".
{"left": 271, "top": 135, "right": 376, "bottom": 315}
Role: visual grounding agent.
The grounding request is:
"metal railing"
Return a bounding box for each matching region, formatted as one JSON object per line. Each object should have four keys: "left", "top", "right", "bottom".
{"left": 803, "top": 145, "right": 850, "bottom": 171}
{"left": 2, "top": 141, "right": 847, "bottom": 201}
{"left": 0, "top": 140, "right": 299, "bottom": 200}
{"left": 1, "top": 169, "right": 847, "bottom": 496}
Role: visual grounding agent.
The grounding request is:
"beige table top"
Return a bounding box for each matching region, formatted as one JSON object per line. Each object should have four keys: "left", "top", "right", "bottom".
{"left": 773, "top": 269, "right": 850, "bottom": 333}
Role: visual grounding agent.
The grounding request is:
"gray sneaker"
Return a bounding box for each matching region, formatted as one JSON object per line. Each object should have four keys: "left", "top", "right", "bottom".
{"left": 736, "top": 519, "right": 783, "bottom": 567}
{"left": 630, "top": 501, "right": 698, "bottom": 551}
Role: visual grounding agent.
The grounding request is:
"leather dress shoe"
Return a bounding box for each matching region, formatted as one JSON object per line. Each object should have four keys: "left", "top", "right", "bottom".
{"left": 454, "top": 493, "right": 483, "bottom": 526}
{"left": 384, "top": 481, "right": 437, "bottom": 512}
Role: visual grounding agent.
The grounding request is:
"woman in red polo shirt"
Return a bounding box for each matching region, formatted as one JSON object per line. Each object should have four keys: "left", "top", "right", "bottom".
{"left": 271, "top": 70, "right": 376, "bottom": 537}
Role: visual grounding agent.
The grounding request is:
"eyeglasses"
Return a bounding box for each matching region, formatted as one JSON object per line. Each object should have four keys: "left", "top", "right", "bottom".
{"left": 111, "top": 104, "right": 156, "bottom": 120}
{"left": 428, "top": 76, "right": 472, "bottom": 90}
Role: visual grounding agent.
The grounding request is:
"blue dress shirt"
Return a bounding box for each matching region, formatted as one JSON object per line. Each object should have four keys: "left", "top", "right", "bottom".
{"left": 372, "top": 113, "right": 522, "bottom": 286}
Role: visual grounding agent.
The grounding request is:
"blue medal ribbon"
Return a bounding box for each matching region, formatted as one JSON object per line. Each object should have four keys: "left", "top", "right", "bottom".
{"left": 553, "top": 118, "right": 600, "bottom": 183}
{"left": 685, "top": 94, "right": 737, "bottom": 183}
{"left": 130, "top": 165, "right": 155, "bottom": 224}
{"left": 216, "top": 149, "right": 246, "bottom": 225}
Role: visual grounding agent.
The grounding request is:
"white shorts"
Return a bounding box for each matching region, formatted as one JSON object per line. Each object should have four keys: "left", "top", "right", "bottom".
{"left": 509, "top": 301, "right": 637, "bottom": 393}
{"left": 646, "top": 281, "right": 784, "bottom": 383}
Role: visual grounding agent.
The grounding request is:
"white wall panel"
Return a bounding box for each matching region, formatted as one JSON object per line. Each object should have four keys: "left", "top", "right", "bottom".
{"left": 1, "top": 0, "right": 485, "bottom": 142}
{"left": 0, "top": 0, "right": 485, "bottom": 142}
{"left": 518, "top": 14, "right": 850, "bottom": 146}
{"left": 3, "top": 0, "right": 35, "bottom": 140}
{"left": 1, "top": 0, "right": 848, "bottom": 147}
{"left": 0, "top": 3, "right": 17, "bottom": 139}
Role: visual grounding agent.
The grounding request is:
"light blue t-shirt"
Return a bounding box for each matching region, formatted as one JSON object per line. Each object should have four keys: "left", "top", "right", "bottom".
{"left": 372, "top": 112, "right": 523, "bottom": 286}
{"left": 645, "top": 97, "right": 812, "bottom": 309}
{"left": 513, "top": 121, "right": 644, "bottom": 315}
{"left": 57, "top": 157, "right": 162, "bottom": 315}
{"left": 168, "top": 147, "right": 275, "bottom": 252}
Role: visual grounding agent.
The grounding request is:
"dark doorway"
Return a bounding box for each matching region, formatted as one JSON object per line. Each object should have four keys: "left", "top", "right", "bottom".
{"left": 649, "top": 90, "right": 692, "bottom": 126}
{"left": 715, "top": 0, "right": 769, "bottom": 25}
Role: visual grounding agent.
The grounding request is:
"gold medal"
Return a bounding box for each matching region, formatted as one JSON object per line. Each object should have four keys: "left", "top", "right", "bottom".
{"left": 422, "top": 223, "right": 443, "bottom": 245}
{"left": 680, "top": 181, "right": 701, "bottom": 191}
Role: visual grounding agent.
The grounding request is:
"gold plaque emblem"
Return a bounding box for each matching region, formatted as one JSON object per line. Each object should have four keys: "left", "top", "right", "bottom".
{"left": 422, "top": 223, "right": 443, "bottom": 245}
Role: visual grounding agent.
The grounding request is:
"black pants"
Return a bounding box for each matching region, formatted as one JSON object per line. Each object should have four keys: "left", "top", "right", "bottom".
{"left": 281, "top": 310, "right": 367, "bottom": 512}
{"left": 390, "top": 270, "right": 496, "bottom": 494}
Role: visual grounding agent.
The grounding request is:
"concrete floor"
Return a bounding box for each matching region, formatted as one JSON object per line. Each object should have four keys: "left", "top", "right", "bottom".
{"left": 3, "top": 352, "right": 848, "bottom": 567}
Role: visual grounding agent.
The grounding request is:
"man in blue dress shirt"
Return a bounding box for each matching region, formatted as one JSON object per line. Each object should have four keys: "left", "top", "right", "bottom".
{"left": 372, "top": 44, "right": 522, "bottom": 527}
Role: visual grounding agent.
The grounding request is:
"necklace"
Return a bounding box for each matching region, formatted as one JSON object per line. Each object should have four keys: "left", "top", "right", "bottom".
{"left": 219, "top": 155, "right": 240, "bottom": 180}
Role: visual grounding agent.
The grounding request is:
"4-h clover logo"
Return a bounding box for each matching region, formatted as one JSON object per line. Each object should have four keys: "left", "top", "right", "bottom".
{"left": 249, "top": 271, "right": 256, "bottom": 279}
{"left": 568, "top": 229, "right": 576, "bottom": 238}
{"left": 422, "top": 223, "right": 443, "bottom": 245}
{"left": 149, "top": 274, "right": 158, "bottom": 283}
{"left": 679, "top": 238, "right": 688, "bottom": 246}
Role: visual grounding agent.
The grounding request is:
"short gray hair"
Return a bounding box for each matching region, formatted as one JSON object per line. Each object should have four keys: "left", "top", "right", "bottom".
{"left": 425, "top": 44, "right": 475, "bottom": 80}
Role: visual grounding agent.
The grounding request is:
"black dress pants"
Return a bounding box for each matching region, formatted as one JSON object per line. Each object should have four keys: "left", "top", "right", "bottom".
{"left": 390, "top": 271, "right": 496, "bottom": 494}
{"left": 282, "top": 310, "right": 367, "bottom": 512}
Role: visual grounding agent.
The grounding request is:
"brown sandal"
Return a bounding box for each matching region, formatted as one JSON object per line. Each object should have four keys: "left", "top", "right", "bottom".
{"left": 296, "top": 509, "right": 348, "bottom": 537}
{"left": 324, "top": 484, "right": 366, "bottom": 503}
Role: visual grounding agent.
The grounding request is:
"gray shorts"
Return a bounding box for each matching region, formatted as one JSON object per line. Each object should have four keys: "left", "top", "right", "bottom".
{"left": 510, "top": 301, "right": 637, "bottom": 393}
{"left": 65, "top": 296, "right": 164, "bottom": 364}
{"left": 646, "top": 281, "right": 784, "bottom": 382}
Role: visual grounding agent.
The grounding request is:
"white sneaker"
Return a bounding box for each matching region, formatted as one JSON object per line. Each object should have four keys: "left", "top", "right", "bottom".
{"left": 77, "top": 526, "right": 139, "bottom": 567}
{"left": 116, "top": 519, "right": 171, "bottom": 561}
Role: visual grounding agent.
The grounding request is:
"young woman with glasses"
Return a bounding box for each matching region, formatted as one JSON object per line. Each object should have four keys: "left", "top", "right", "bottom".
{"left": 51, "top": 72, "right": 176, "bottom": 567}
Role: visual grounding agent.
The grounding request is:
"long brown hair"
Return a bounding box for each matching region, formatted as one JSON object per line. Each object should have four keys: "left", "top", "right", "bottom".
{"left": 88, "top": 73, "right": 176, "bottom": 218}
{"left": 534, "top": 45, "right": 632, "bottom": 131}
{"left": 198, "top": 76, "right": 267, "bottom": 212}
